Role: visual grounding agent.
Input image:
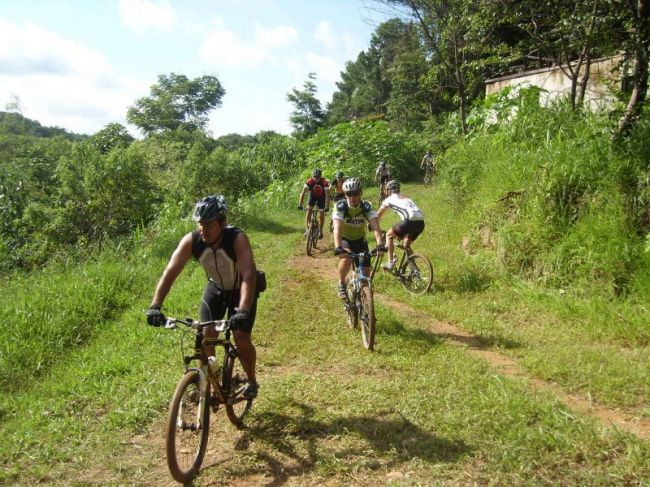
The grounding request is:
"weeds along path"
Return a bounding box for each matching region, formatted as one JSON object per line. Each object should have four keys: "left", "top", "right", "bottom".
{"left": 295, "top": 244, "right": 650, "bottom": 442}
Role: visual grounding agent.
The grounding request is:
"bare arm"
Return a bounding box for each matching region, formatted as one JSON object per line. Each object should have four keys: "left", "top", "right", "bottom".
{"left": 298, "top": 186, "right": 307, "bottom": 206}
{"left": 368, "top": 216, "right": 383, "bottom": 247}
{"left": 333, "top": 218, "right": 343, "bottom": 249}
{"left": 376, "top": 205, "right": 388, "bottom": 219}
{"left": 151, "top": 233, "right": 193, "bottom": 307}
{"left": 234, "top": 232, "right": 257, "bottom": 313}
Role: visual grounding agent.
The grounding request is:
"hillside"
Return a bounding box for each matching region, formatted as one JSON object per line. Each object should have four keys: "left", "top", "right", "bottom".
{"left": 0, "top": 111, "right": 87, "bottom": 140}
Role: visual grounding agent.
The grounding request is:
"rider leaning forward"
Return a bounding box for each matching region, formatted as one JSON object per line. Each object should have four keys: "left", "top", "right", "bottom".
{"left": 332, "top": 178, "right": 385, "bottom": 298}
{"left": 145, "top": 195, "right": 260, "bottom": 399}
{"left": 377, "top": 180, "right": 425, "bottom": 271}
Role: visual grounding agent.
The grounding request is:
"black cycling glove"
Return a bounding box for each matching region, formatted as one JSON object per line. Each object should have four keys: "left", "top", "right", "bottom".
{"left": 229, "top": 308, "right": 250, "bottom": 331}
{"left": 376, "top": 244, "right": 387, "bottom": 253}
{"left": 297, "top": 204, "right": 304, "bottom": 211}
{"left": 146, "top": 305, "right": 166, "bottom": 327}
{"left": 334, "top": 246, "right": 345, "bottom": 256}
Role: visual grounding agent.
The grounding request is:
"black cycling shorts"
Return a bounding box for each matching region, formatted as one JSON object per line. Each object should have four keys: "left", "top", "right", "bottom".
{"left": 200, "top": 283, "right": 257, "bottom": 333}
{"left": 393, "top": 219, "right": 425, "bottom": 241}
{"left": 308, "top": 194, "right": 326, "bottom": 209}
{"left": 340, "top": 237, "right": 371, "bottom": 267}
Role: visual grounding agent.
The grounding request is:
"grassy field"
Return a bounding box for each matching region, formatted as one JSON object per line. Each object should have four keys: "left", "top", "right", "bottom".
{"left": 0, "top": 185, "right": 648, "bottom": 485}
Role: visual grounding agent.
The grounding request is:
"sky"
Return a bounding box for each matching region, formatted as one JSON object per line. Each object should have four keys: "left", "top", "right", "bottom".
{"left": 0, "top": 0, "right": 395, "bottom": 138}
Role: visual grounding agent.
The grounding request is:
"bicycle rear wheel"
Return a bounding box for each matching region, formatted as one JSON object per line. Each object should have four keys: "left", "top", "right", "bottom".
{"left": 224, "top": 352, "right": 253, "bottom": 428}
{"left": 401, "top": 254, "right": 433, "bottom": 295}
{"left": 166, "top": 370, "right": 210, "bottom": 483}
{"left": 360, "top": 286, "right": 376, "bottom": 350}
{"left": 345, "top": 282, "right": 358, "bottom": 329}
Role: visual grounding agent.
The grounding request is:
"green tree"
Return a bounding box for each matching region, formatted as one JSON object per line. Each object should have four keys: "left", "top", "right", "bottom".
{"left": 126, "top": 73, "right": 225, "bottom": 135}
{"left": 287, "top": 73, "right": 325, "bottom": 139}
{"left": 89, "top": 123, "right": 134, "bottom": 154}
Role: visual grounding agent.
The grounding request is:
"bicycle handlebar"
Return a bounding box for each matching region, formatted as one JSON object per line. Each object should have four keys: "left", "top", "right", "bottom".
{"left": 164, "top": 317, "right": 230, "bottom": 332}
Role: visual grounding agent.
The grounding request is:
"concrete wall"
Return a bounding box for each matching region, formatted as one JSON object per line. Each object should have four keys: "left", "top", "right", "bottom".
{"left": 486, "top": 57, "right": 622, "bottom": 110}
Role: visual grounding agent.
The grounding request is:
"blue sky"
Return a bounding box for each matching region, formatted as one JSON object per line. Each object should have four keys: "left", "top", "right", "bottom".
{"left": 0, "top": 0, "right": 395, "bottom": 137}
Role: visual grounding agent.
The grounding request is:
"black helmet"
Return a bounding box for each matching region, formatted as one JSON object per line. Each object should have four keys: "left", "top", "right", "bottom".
{"left": 380, "top": 160, "right": 386, "bottom": 168}
{"left": 335, "top": 171, "right": 344, "bottom": 178}
{"left": 386, "top": 180, "right": 400, "bottom": 194}
{"left": 313, "top": 168, "right": 322, "bottom": 178}
{"left": 192, "top": 195, "right": 227, "bottom": 222}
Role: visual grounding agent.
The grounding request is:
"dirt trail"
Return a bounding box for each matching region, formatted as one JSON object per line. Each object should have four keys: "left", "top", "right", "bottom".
{"left": 297, "top": 244, "right": 650, "bottom": 441}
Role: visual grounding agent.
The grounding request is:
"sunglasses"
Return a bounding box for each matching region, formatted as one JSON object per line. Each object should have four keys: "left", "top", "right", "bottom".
{"left": 345, "top": 191, "right": 360, "bottom": 197}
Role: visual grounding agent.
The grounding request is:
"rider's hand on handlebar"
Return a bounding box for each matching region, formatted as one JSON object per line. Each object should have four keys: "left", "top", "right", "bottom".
{"left": 146, "top": 305, "right": 166, "bottom": 327}
{"left": 324, "top": 206, "right": 329, "bottom": 213}
{"left": 297, "top": 204, "right": 304, "bottom": 211}
{"left": 334, "top": 246, "right": 345, "bottom": 256}
{"left": 375, "top": 244, "right": 387, "bottom": 254}
{"left": 229, "top": 308, "right": 250, "bottom": 331}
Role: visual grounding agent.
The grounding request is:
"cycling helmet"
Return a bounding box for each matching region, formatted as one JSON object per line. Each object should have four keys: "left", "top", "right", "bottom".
{"left": 379, "top": 160, "right": 386, "bottom": 168}
{"left": 342, "top": 177, "right": 362, "bottom": 193}
{"left": 386, "top": 180, "right": 401, "bottom": 194}
{"left": 313, "top": 168, "right": 322, "bottom": 178}
{"left": 335, "top": 171, "right": 344, "bottom": 178}
{"left": 192, "top": 195, "right": 227, "bottom": 222}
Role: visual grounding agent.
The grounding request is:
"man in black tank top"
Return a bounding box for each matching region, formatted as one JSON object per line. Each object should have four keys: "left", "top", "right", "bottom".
{"left": 145, "top": 195, "right": 260, "bottom": 399}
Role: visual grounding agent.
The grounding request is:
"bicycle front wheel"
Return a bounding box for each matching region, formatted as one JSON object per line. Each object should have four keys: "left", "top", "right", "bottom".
{"left": 401, "top": 254, "right": 433, "bottom": 295}
{"left": 224, "top": 352, "right": 253, "bottom": 429}
{"left": 346, "top": 282, "right": 358, "bottom": 329}
{"left": 166, "top": 370, "right": 210, "bottom": 483}
{"left": 306, "top": 222, "right": 313, "bottom": 256}
{"left": 360, "top": 286, "right": 376, "bottom": 351}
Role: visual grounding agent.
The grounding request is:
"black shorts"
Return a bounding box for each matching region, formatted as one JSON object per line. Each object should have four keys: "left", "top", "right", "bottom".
{"left": 200, "top": 283, "right": 257, "bottom": 333}
{"left": 379, "top": 175, "right": 390, "bottom": 184}
{"left": 392, "top": 219, "right": 425, "bottom": 241}
{"left": 308, "top": 194, "right": 326, "bottom": 209}
{"left": 340, "top": 237, "right": 371, "bottom": 267}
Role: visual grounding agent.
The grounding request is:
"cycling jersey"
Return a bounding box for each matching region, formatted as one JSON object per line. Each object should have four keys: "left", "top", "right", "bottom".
{"left": 379, "top": 194, "right": 424, "bottom": 221}
{"left": 330, "top": 178, "right": 345, "bottom": 196}
{"left": 192, "top": 226, "right": 242, "bottom": 290}
{"left": 304, "top": 177, "right": 329, "bottom": 199}
{"left": 332, "top": 199, "right": 378, "bottom": 241}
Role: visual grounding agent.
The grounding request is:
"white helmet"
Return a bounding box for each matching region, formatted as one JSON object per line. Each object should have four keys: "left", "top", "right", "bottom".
{"left": 342, "top": 178, "right": 362, "bottom": 192}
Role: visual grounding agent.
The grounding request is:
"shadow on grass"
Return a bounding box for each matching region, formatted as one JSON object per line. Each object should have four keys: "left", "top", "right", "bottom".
{"left": 214, "top": 401, "right": 470, "bottom": 486}
{"left": 380, "top": 317, "right": 522, "bottom": 352}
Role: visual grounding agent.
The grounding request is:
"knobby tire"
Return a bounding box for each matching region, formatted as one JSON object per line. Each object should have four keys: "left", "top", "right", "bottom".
{"left": 166, "top": 370, "right": 210, "bottom": 483}
{"left": 360, "top": 286, "right": 376, "bottom": 350}
{"left": 306, "top": 221, "right": 313, "bottom": 256}
{"left": 224, "top": 352, "right": 253, "bottom": 428}
{"left": 345, "top": 282, "right": 358, "bottom": 329}
{"left": 401, "top": 254, "right": 433, "bottom": 295}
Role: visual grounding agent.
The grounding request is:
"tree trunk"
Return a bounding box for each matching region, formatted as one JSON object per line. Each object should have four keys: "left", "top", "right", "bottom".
{"left": 618, "top": 0, "right": 650, "bottom": 134}
{"left": 578, "top": 57, "right": 592, "bottom": 107}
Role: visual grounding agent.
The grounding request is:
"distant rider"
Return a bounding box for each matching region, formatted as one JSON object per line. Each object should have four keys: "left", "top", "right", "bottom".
{"left": 420, "top": 150, "right": 435, "bottom": 180}
{"left": 298, "top": 168, "right": 329, "bottom": 239}
{"left": 376, "top": 180, "right": 425, "bottom": 271}
{"left": 332, "top": 178, "right": 385, "bottom": 297}
{"left": 374, "top": 161, "right": 391, "bottom": 199}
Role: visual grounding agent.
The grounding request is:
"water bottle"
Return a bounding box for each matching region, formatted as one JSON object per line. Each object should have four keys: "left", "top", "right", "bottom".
{"left": 207, "top": 356, "right": 219, "bottom": 377}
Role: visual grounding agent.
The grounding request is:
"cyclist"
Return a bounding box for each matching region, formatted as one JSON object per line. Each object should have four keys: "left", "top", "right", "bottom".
{"left": 298, "top": 168, "right": 329, "bottom": 239}
{"left": 332, "top": 178, "right": 385, "bottom": 298}
{"left": 377, "top": 180, "right": 425, "bottom": 271}
{"left": 145, "top": 195, "right": 260, "bottom": 399}
{"left": 329, "top": 171, "right": 347, "bottom": 203}
{"left": 328, "top": 171, "right": 347, "bottom": 232}
{"left": 374, "top": 161, "right": 392, "bottom": 200}
{"left": 420, "top": 150, "right": 435, "bottom": 182}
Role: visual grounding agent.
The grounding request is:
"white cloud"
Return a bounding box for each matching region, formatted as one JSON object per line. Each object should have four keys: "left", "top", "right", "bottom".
{"left": 314, "top": 21, "right": 337, "bottom": 50}
{"left": 200, "top": 17, "right": 298, "bottom": 67}
{"left": 0, "top": 19, "right": 145, "bottom": 134}
{"left": 306, "top": 52, "right": 341, "bottom": 86}
{"left": 118, "top": 0, "right": 176, "bottom": 36}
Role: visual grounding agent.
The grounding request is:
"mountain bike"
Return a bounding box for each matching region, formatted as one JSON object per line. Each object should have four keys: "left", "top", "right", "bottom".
{"left": 163, "top": 317, "right": 253, "bottom": 483}
{"left": 377, "top": 181, "right": 389, "bottom": 206}
{"left": 340, "top": 249, "right": 379, "bottom": 350}
{"left": 376, "top": 238, "right": 433, "bottom": 295}
{"left": 423, "top": 166, "right": 434, "bottom": 186}
{"left": 304, "top": 208, "right": 322, "bottom": 256}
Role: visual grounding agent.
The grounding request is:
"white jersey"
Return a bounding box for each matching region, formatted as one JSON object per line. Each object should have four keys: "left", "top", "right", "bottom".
{"left": 379, "top": 193, "right": 424, "bottom": 221}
